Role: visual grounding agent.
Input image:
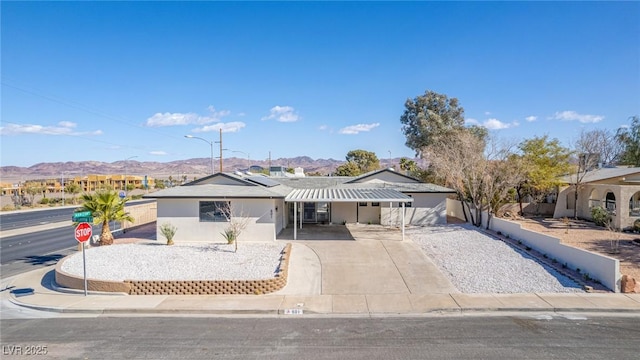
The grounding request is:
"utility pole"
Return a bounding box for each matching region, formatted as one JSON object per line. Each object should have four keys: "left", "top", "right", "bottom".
{"left": 219, "top": 128, "right": 223, "bottom": 172}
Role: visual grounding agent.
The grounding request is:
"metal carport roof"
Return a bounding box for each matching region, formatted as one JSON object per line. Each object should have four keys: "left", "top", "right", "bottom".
{"left": 285, "top": 188, "right": 413, "bottom": 202}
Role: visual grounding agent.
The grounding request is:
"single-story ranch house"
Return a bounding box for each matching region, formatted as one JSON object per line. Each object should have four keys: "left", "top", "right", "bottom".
{"left": 554, "top": 167, "right": 640, "bottom": 230}
{"left": 144, "top": 168, "right": 456, "bottom": 242}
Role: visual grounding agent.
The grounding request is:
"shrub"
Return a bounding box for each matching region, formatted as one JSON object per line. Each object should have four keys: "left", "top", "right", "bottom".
{"left": 159, "top": 222, "right": 177, "bottom": 245}
{"left": 40, "top": 198, "right": 50, "bottom": 205}
{"left": 634, "top": 219, "right": 640, "bottom": 233}
{"left": 591, "top": 206, "right": 611, "bottom": 227}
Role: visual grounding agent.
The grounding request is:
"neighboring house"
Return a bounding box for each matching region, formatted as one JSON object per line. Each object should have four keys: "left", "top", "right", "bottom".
{"left": 144, "top": 168, "right": 455, "bottom": 242}
{"left": 554, "top": 167, "right": 640, "bottom": 230}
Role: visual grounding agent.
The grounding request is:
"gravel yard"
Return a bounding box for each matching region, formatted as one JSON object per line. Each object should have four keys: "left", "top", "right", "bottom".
{"left": 60, "top": 242, "right": 286, "bottom": 281}
{"left": 408, "top": 224, "right": 584, "bottom": 293}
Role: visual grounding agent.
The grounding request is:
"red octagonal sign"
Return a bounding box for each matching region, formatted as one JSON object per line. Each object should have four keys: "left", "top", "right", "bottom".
{"left": 75, "top": 222, "right": 93, "bottom": 243}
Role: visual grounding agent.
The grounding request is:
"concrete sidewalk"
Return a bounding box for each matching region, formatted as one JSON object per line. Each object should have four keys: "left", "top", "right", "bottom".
{"left": 3, "top": 265, "right": 640, "bottom": 316}
{"left": 2, "top": 236, "right": 640, "bottom": 317}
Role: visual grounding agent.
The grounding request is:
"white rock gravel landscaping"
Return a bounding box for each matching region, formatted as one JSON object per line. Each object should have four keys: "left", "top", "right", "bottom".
{"left": 61, "top": 242, "right": 286, "bottom": 281}
{"left": 408, "top": 224, "right": 584, "bottom": 294}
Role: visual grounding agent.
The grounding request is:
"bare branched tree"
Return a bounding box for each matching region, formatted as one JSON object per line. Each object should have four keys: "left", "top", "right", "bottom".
{"left": 217, "top": 202, "right": 250, "bottom": 253}
{"left": 427, "top": 131, "right": 524, "bottom": 228}
{"left": 426, "top": 129, "right": 486, "bottom": 227}
{"left": 570, "top": 129, "right": 623, "bottom": 218}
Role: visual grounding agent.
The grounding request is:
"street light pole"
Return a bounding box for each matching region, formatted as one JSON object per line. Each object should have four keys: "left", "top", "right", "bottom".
{"left": 232, "top": 150, "right": 249, "bottom": 171}
{"left": 185, "top": 135, "right": 215, "bottom": 174}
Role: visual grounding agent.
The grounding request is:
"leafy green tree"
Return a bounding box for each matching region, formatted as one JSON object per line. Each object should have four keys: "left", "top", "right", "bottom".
{"left": 346, "top": 149, "right": 380, "bottom": 173}
{"left": 399, "top": 157, "right": 418, "bottom": 173}
{"left": 334, "top": 161, "right": 361, "bottom": 176}
{"left": 616, "top": 115, "right": 640, "bottom": 166}
{"left": 154, "top": 178, "right": 165, "bottom": 189}
{"left": 77, "top": 190, "right": 134, "bottom": 245}
{"left": 400, "top": 90, "right": 465, "bottom": 156}
{"left": 518, "top": 136, "right": 571, "bottom": 212}
{"left": 23, "top": 182, "right": 45, "bottom": 206}
{"left": 334, "top": 150, "right": 380, "bottom": 176}
{"left": 65, "top": 182, "right": 82, "bottom": 204}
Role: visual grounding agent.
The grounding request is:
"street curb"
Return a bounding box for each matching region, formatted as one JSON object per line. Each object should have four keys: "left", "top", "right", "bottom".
{"left": 7, "top": 295, "right": 640, "bottom": 316}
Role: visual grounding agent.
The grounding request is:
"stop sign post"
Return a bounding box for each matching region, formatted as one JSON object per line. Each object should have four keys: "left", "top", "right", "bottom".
{"left": 74, "top": 222, "right": 92, "bottom": 296}
{"left": 75, "top": 222, "right": 92, "bottom": 243}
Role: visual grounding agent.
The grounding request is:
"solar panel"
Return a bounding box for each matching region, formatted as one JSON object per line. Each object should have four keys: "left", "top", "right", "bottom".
{"left": 247, "top": 176, "right": 281, "bottom": 187}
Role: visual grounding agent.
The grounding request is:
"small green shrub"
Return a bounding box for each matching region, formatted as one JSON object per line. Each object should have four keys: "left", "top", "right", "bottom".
{"left": 40, "top": 198, "right": 50, "bottom": 205}
{"left": 634, "top": 219, "right": 640, "bottom": 233}
{"left": 591, "top": 206, "right": 611, "bottom": 227}
{"left": 159, "top": 222, "right": 177, "bottom": 245}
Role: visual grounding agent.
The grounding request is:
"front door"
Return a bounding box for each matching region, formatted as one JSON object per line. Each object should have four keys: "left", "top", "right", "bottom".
{"left": 303, "top": 202, "right": 316, "bottom": 223}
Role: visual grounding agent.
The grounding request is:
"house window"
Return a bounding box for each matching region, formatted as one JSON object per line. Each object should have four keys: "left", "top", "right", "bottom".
{"left": 605, "top": 192, "right": 616, "bottom": 212}
{"left": 371, "top": 202, "right": 380, "bottom": 207}
{"left": 359, "top": 202, "right": 368, "bottom": 207}
{"left": 199, "top": 201, "right": 229, "bottom": 222}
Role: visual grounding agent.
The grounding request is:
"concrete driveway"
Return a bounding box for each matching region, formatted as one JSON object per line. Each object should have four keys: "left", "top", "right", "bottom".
{"left": 277, "top": 224, "right": 458, "bottom": 296}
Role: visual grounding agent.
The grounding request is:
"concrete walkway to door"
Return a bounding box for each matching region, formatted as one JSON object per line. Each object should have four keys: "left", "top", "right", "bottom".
{"left": 276, "top": 224, "right": 459, "bottom": 296}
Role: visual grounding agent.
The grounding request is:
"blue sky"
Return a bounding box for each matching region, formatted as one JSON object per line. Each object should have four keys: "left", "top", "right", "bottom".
{"left": 1, "top": 1, "right": 639, "bottom": 168}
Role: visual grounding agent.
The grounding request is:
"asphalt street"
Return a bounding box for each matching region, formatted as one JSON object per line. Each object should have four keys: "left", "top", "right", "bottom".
{"left": 1, "top": 315, "right": 638, "bottom": 359}
{"left": 0, "top": 201, "right": 155, "bottom": 278}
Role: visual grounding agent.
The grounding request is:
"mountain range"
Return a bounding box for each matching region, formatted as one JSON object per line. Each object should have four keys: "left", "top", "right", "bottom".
{"left": 0, "top": 156, "right": 416, "bottom": 182}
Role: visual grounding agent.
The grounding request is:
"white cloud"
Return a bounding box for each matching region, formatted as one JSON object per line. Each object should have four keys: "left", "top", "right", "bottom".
{"left": 0, "top": 121, "right": 101, "bottom": 136}
{"left": 525, "top": 116, "right": 537, "bottom": 122}
{"left": 149, "top": 151, "right": 167, "bottom": 156}
{"left": 261, "top": 106, "right": 300, "bottom": 122}
{"left": 465, "top": 118, "right": 480, "bottom": 126}
{"left": 551, "top": 110, "right": 604, "bottom": 124}
{"left": 318, "top": 125, "right": 328, "bottom": 130}
{"left": 483, "top": 118, "right": 513, "bottom": 130}
{"left": 339, "top": 123, "right": 380, "bottom": 135}
{"left": 145, "top": 106, "right": 231, "bottom": 127}
{"left": 192, "top": 121, "right": 246, "bottom": 133}
{"left": 484, "top": 111, "right": 492, "bottom": 116}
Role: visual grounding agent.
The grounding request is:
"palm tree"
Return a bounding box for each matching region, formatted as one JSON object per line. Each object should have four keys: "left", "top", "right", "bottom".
{"left": 78, "top": 190, "right": 134, "bottom": 245}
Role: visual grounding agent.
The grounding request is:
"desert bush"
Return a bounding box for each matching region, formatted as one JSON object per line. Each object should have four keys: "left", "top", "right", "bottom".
{"left": 591, "top": 206, "right": 611, "bottom": 227}
{"left": 159, "top": 222, "right": 177, "bottom": 245}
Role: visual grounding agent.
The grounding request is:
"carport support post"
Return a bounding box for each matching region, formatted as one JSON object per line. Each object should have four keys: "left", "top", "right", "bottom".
{"left": 402, "top": 202, "right": 405, "bottom": 241}
{"left": 294, "top": 202, "right": 297, "bottom": 240}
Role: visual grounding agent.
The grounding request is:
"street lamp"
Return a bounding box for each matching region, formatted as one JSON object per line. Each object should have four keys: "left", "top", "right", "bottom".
{"left": 231, "top": 150, "right": 250, "bottom": 170}
{"left": 124, "top": 156, "right": 138, "bottom": 192}
{"left": 185, "top": 135, "right": 215, "bottom": 174}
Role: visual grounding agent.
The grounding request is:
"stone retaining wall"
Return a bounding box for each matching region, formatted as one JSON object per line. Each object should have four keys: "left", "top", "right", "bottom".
{"left": 55, "top": 243, "right": 292, "bottom": 295}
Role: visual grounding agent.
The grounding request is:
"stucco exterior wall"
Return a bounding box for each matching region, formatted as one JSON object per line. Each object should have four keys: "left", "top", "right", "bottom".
{"left": 356, "top": 202, "right": 381, "bottom": 224}
{"left": 487, "top": 215, "right": 620, "bottom": 292}
{"left": 332, "top": 202, "right": 357, "bottom": 224}
{"left": 554, "top": 184, "right": 640, "bottom": 229}
{"left": 381, "top": 194, "right": 447, "bottom": 226}
{"left": 275, "top": 199, "right": 286, "bottom": 234}
{"left": 448, "top": 200, "right": 621, "bottom": 292}
{"left": 354, "top": 171, "right": 416, "bottom": 183}
{"left": 156, "top": 198, "right": 277, "bottom": 243}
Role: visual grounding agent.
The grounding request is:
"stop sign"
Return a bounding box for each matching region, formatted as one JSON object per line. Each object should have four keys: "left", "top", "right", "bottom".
{"left": 75, "top": 222, "right": 93, "bottom": 243}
